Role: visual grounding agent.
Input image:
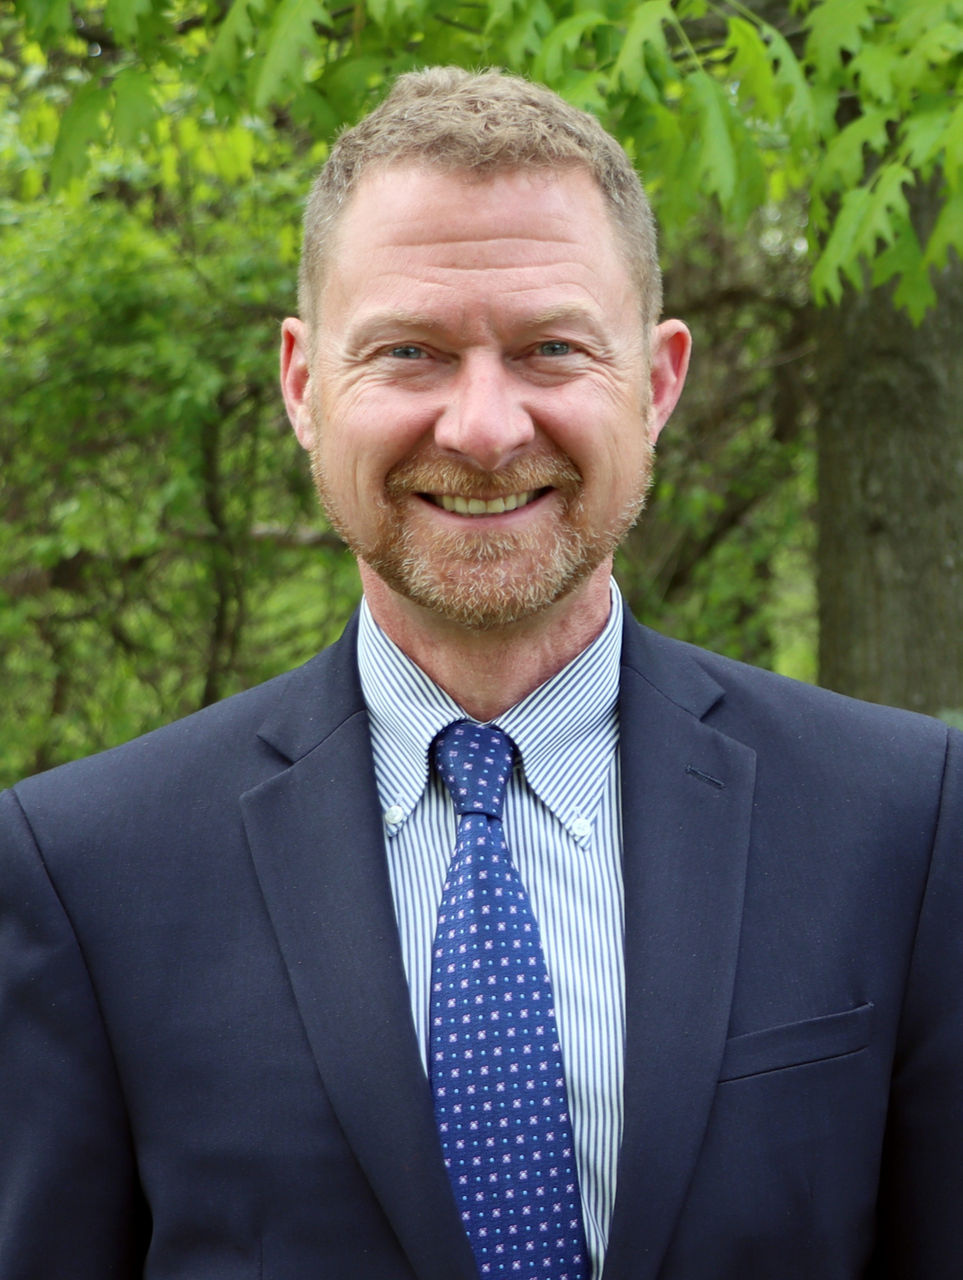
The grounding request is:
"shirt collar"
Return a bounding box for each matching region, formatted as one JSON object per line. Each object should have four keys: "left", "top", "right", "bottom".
{"left": 357, "top": 583, "right": 623, "bottom": 843}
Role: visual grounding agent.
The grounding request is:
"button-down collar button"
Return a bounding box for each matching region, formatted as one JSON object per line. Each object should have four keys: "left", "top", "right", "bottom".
{"left": 384, "top": 804, "right": 405, "bottom": 828}
{"left": 571, "top": 817, "right": 592, "bottom": 841}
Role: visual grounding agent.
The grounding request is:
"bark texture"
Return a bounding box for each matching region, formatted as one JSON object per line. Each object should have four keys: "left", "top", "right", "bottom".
{"left": 814, "top": 232, "right": 963, "bottom": 715}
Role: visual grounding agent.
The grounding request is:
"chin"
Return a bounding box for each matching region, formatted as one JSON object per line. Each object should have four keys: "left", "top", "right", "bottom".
{"left": 369, "top": 534, "right": 611, "bottom": 631}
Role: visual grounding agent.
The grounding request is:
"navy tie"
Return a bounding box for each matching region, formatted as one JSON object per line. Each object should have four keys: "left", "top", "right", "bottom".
{"left": 430, "top": 720, "right": 589, "bottom": 1280}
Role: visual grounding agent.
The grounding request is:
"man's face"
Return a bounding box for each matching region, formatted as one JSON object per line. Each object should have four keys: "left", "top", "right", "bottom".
{"left": 282, "top": 163, "right": 688, "bottom": 630}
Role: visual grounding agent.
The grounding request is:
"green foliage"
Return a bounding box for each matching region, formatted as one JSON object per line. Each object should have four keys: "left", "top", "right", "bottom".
{"left": 3, "top": 0, "right": 961, "bottom": 314}
{"left": 615, "top": 210, "right": 815, "bottom": 677}
{"left": 802, "top": 0, "right": 963, "bottom": 318}
{"left": 0, "top": 134, "right": 357, "bottom": 783}
{"left": 3, "top": 0, "right": 958, "bottom": 778}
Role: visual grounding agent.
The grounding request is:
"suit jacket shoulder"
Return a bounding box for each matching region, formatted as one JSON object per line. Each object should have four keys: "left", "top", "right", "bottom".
{"left": 621, "top": 612, "right": 955, "bottom": 800}
{"left": 9, "top": 615, "right": 367, "bottom": 848}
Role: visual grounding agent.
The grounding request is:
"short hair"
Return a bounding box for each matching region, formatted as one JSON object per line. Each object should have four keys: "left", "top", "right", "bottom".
{"left": 298, "top": 66, "right": 662, "bottom": 331}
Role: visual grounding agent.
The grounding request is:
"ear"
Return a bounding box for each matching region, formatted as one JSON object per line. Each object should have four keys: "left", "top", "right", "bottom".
{"left": 647, "top": 319, "right": 692, "bottom": 446}
{"left": 280, "top": 317, "right": 316, "bottom": 451}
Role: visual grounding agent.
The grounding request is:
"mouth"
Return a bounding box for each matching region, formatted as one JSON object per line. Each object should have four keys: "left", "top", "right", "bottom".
{"left": 426, "top": 489, "right": 546, "bottom": 516}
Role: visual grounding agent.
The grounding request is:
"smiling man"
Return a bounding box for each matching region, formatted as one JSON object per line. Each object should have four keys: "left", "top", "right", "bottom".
{"left": 1, "top": 67, "right": 962, "bottom": 1280}
{"left": 281, "top": 156, "right": 688, "bottom": 716}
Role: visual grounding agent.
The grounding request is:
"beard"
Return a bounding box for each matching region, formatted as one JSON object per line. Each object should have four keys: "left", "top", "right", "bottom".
{"left": 309, "top": 426, "right": 654, "bottom": 631}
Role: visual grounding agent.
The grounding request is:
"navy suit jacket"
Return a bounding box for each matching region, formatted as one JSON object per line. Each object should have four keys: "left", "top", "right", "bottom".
{"left": 1, "top": 612, "right": 962, "bottom": 1279}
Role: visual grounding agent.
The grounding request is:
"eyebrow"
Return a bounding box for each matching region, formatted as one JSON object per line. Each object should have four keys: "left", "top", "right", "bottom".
{"left": 519, "top": 305, "right": 605, "bottom": 332}
{"left": 348, "top": 304, "right": 606, "bottom": 348}
{"left": 349, "top": 311, "right": 448, "bottom": 342}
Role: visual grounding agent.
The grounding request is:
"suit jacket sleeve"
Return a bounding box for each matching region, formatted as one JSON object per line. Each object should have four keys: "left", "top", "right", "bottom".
{"left": 873, "top": 726, "right": 963, "bottom": 1276}
{"left": 0, "top": 787, "right": 146, "bottom": 1277}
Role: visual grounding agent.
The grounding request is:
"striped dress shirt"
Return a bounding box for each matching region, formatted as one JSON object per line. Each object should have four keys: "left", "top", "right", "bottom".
{"left": 357, "top": 584, "right": 626, "bottom": 1279}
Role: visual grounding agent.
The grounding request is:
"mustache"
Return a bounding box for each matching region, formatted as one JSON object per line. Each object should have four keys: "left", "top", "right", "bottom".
{"left": 384, "top": 453, "right": 582, "bottom": 499}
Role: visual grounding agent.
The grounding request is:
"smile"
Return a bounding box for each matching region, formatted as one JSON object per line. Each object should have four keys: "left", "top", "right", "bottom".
{"left": 432, "top": 490, "right": 539, "bottom": 516}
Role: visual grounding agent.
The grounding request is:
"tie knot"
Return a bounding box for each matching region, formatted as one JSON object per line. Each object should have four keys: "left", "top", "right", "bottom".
{"left": 434, "top": 721, "right": 514, "bottom": 819}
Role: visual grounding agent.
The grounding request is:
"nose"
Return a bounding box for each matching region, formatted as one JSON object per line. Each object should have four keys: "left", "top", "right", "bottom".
{"left": 432, "top": 352, "right": 535, "bottom": 472}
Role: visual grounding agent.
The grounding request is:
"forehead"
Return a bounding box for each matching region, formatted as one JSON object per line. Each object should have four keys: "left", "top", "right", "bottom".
{"left": 319, "top": 163, "right": 637, "bottom": 327}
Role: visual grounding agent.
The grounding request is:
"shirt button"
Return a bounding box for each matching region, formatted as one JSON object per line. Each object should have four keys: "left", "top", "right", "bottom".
{"left": 384, "top": 804, "right": 405, "bottom": 827}
{"left": 571, "top": 817, "right": 592, "bottom": 841}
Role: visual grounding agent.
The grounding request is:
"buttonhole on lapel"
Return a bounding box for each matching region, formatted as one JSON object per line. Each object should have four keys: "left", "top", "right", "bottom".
{"left": 685, "top": 764, "right": 726, "bottom": 790}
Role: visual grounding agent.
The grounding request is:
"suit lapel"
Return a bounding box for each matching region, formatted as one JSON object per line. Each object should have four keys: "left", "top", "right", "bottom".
{"left": 603, "top": 621, "right": 756, "bottom": 1280}
{"left": 240, "top": 623, "right": 476, "bottom": 1280}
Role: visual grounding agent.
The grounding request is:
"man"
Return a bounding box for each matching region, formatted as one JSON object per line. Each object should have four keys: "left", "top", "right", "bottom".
{"left": 0, "top": 66, "right": 961, "bottom": 1280}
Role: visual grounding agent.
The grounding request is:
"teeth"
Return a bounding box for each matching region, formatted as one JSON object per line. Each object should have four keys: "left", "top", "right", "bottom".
{"left": 436, "top": 491, "right": 536, "bottom": 516}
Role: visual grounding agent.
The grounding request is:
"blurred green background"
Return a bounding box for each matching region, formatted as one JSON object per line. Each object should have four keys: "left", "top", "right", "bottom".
{"left": 2, "top": 0, "right": 962, "bottom": 785}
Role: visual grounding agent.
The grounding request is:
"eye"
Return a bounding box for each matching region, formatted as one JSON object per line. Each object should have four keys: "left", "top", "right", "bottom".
{"left": 387, "top": 344, "right": 426, "bottom": 360}
{"left": 535, "top": 340, "right": 574, "bottom": 357}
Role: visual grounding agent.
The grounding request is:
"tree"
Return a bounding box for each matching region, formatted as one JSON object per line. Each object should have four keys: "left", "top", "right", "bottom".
{"left": 2, "top": 0, "right": 962, "bottom": 783}
{"left": 814, "top": 178, "right": 963, "bottom": 715}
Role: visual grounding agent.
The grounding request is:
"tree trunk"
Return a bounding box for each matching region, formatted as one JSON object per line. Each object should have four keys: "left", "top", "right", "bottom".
{"left": 814, "top": 212, "right": 963, "bottom": 716}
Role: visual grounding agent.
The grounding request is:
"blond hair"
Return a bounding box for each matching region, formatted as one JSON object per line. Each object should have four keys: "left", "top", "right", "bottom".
{"left": 298, "top": 66, "right": 661, "bottom": 330}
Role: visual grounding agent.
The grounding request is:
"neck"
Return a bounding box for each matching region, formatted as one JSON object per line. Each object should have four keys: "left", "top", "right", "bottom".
{"left": 359, "top": 563, "right": 614, "bottom": 721}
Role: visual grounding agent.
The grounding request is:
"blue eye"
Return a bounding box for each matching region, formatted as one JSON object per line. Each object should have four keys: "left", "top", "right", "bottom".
{"left": 537, "top": 341, "right": 572, "bottom": 356}
{"left": 388, "top": 345, "right": 425, "bottom": 359}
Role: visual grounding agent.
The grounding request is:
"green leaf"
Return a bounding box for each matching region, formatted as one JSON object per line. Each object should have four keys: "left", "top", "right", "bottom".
{"left": 205, "top": 0, "right": 265, "bottom": 94}
{"left": 886, "top": 0, "right": 957, "bottom": 38}
{"left": 940, "top": 99, "right": 963, "bottom": 188}
{"left": 900, "top": 104, "right": 953, "bottom": 176}
{"left": 687, "top": 72, "right": 738, "bottom": 207}
{"left": 891, "top": 261, "right": 939, "bottom": 324}
{"left": 111, "top": 67, "right": 157, "bottom": 149}
{"left": 922, "top": 185, "right": 963, "bottom": 270}
{"left": 611, "top": 0, "right": 672, "bottom": 95}
{"left": 365, "top": 0, "right": 426, "bottom": 28}
{"left": 555, "top": 67, "right": 608, "bottom": 116}
{"left": 894, "top": 22, "right": 963, "bottom": 100}
{"left": 104, "top": 0, "right": 154, "bottom": 44}
{"left": 871, "top": 162, "right": 914, "bottom": 238}
{"left": 502, "top": 0, "right": 555, "bottom": 67}
{"left": 816, "top": 108, "right": 891, "bottom": 192}
{"left": 813, "top": 162, "right": 914, "bottom": 301}
{"left": 50, "top": 82, "right": 109, "bottom": 191}
{"left": 850, "top": 42, "right": 894, "bottom": 104}
{"left": 532, "top": 10, "right": 610, "bottom": 84}
{"left": 483, "top": 0, "right": 518, "bottom": 37}
{"left": 726, "top": 17, "right": 781, "bottom": 123}
{"left": 625, "top": 99, "right": 686, "bottom": 199}
{"left": 870, "top": 214, "right": 938, "bottom": 322}
{"left": 808, "top": 76, "right": 841, "bottom": 139}
{"left": 811, "top": 198, "right": 865, "bottom": 302}
{"left": 904, "top": 20, "right": 963, "bottom": 69}
{"left": 805, "top": 0, "right": 875, "bottom": 79}
{"left": 254, "top": 0, "right": 331, "bottom": 110}
{"left": 890, "top": 0, "right": 957, "bottom": 45}
{"left": 764, "top": 25, "right": 815, "bottom": 137}
{"left": 15, "top": 0, "right": 72, "bottom": 43}
{"left": 870, "top": 215, "right": 921, "bottom": 287}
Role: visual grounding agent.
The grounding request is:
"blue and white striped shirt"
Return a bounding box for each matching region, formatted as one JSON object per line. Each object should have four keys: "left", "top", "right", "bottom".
{"left": 357, "top": 584, "right": 626, "bottom": 1279}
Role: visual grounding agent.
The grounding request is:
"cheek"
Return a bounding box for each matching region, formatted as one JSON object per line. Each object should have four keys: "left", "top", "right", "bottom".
{"left": 314, "top": 404, "right": 423, "bottom": 527}
{"left": 325, "top": 381, "right": 435, "bottom": 466}
{"left": 542, "top": 390, "right": 646, "bottom": 481}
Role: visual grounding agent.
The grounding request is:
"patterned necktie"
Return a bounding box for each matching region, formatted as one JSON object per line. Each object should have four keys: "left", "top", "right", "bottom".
{"left": 430, "top": 720, "right": 589, "bottom": 1280}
